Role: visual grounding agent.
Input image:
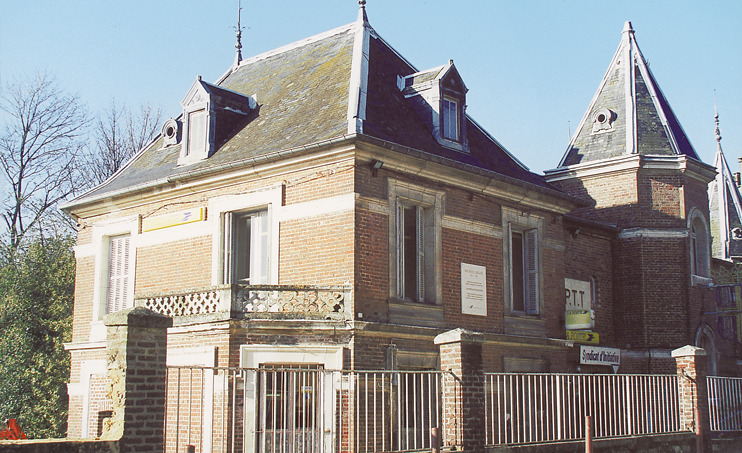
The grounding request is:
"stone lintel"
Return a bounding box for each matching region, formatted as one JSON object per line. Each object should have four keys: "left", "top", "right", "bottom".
{"left": 434, "top": 328, "right": 485, "bottom": 345}
{"left": 104, "top": 306, "right": 173, "bottom": 328}
{"left": 671, "top": 345, "right": 706, "bottom": 358}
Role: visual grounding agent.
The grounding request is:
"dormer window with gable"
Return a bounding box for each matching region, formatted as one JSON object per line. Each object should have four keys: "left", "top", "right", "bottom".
{"left": 177, "top": 76, "right": 256, "bottom": 166}
{"left": 398, "top": 60, "right": 469, "bottom": 152}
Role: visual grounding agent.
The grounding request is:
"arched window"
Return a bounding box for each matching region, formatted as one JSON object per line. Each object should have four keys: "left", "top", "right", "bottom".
{"left": 695, "top": 325, "right": 717, "bottom": 376}
{"left": 689, "top": 208, "right": 710, "bottom": 282}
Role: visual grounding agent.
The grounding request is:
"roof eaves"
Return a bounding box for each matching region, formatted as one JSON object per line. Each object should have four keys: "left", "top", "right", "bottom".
{"left": 60, "top": 131, "right": 167, "bottom": 214}
{"left": 357, "top": 134, "right": 585, "bottom": 207}
{"left": 62, "top": 135, "right": 360, "bottom": 212}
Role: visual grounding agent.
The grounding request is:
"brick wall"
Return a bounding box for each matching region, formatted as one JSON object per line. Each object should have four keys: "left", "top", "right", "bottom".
{"left": 135, "top": 236, "right": 212, "bottom": 294}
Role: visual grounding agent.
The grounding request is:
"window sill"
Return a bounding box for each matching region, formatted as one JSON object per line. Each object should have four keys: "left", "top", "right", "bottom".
{"left": 388, "top": 298, "right": 444, "bottom": 328}
{"left": 504, "top": 314, "right": 547, "bottom": 338}
{"left": 435, "top": 136, "right": 469, "bottom": 153}
{"left": 691, "top": 275, "right": 713, "bottom": 287}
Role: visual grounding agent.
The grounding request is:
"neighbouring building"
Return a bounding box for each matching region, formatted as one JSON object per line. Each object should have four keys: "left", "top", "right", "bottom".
{"left": 60, "top": 3, "right": 742, "bottom": 445}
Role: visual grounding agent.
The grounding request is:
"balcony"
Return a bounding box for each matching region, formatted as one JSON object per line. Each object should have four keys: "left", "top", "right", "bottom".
{"left": 134, "top": 284, "right": 352, "bottom": 322}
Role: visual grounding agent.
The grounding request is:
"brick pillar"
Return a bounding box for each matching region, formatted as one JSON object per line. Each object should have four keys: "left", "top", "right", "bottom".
{"left": 434, "top": 328, "right": 485, "bottom": 452}
{"left": 103, "top": 306, "right": 172, "bottom": 453}
{"left": 672, "top": 345, "right": 710, "bottom": 453}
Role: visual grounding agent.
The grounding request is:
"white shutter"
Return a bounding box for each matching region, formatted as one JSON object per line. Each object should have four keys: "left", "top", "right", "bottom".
{"left": 107, "top": 235, "right": 131, "bottom": 314}
{"left": 396, "top": 201, "right": 404, "bottom": 297}
{"left": 416, "top": 206, "right": 425, "bottom": 302}
{"left": 524, "top": 229, "right": 539, "bottom": 315}
{"left": 251, "top": 210, "right": 270, "bottom": 284}
{"left": 223, "top": 212, "right": 234, "bottom": 284}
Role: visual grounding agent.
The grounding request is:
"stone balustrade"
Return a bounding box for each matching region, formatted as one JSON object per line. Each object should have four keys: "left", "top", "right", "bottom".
{"left": 135, "top": 284, "right": 351, "bottom": 321}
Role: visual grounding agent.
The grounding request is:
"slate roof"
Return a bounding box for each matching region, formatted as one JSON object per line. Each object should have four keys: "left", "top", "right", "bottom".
{"left": 708, "top": 114, "right": 742, "bottom": 261}
{"left": 64, "top": 7, "right": 562, "bottom": 210}
{"left": 556, "top": 22, "right": 701, "bottom": 168}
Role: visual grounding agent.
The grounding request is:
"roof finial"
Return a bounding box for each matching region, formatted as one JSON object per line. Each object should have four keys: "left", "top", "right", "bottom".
{"left": 358, "top": 0, "right": 369, "bottom": 24}
{"left": 233, "top": 0, "right": 244, "bottom": 67}
{"left": 715, "top": 90, "right": 722, "bottom": 144}
{"left": 623, "top": 21, "right": 634, "bottom": 34}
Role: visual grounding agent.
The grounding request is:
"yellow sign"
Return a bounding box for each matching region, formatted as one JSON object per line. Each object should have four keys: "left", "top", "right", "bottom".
{"left": 567, "top": 330, "right": 599, "bottom": 344}
{"left": 566, "top": 309, "right": 593, "bottom": 330}
{"left": 142, "top": 207, "right": 205, "bottom": 232}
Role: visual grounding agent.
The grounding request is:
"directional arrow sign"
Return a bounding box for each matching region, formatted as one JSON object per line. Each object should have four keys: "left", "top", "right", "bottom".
{"left": 566, "top": 330, "right": 599, "bottom": 344}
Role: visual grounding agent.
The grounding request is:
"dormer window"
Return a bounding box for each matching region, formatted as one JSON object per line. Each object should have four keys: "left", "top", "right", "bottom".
{"left": 177, "top": 77, "right": 256, "bottom": 166}
{"left": 442, "top": 98, "right": 459, "bottom": 141}
{"left": 398, "top": 60, "right": 469, "bottom": 152}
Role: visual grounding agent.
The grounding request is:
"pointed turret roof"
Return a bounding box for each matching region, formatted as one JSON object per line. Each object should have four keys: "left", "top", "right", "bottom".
{"left": 556, "top": 22, "right": 700, "bottom": 168}
{"left": 708, "top": 111, "right": 742, "bottom": 261}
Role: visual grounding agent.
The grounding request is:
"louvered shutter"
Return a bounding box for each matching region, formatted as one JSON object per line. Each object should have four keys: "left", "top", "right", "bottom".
{"left": 396, "top": 201, "right": 404, "bottom": 297}
{"left": 251, "top": 210, "right": 270, "bottom": 284}
{"left": 416, "top": 205, "right": 425, "bottom": 302}
{"left": 223, "top": 212, "right": 234, "bottom": 284}
{"left": 107, "top": 235, "right": 131, "bottom": 314}
{"left": 524, "top": 229, "right": 539, "bottom": 315}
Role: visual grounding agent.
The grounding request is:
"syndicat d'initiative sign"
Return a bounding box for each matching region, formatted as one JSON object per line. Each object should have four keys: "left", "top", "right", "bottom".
{"left": 580, "top": 345, "right": 620, "bottom": 368}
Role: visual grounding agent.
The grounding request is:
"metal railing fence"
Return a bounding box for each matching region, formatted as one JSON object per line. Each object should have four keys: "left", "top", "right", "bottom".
{"left": 708, "top": 376, "right": 742, "bottom": 431}
{"left": 164, "top": 366, "right": 453, "bottom": 453}
{"left": 484, "top": 373, "right": 683, "bottom": 446}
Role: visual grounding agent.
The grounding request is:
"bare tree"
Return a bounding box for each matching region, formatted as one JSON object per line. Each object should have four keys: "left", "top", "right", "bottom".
{"left": 86, "top": 100, "right": 162, "bottom": 185}
{"left": 0, "top": 71, "right": 88, "bottom": 251}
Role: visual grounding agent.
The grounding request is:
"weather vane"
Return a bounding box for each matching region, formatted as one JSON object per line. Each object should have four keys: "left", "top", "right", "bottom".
{"left": 233, "top": 0, "right": 244, "bottom": 67}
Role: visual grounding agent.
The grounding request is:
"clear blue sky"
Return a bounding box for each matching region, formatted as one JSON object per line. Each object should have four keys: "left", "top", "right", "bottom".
{"left": 2, "top": 0, "right": 740, "bottom": 173}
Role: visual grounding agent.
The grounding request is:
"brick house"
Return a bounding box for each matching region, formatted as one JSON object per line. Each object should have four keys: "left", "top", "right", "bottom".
{"left": 60, "top": 5, "right": 741, "bottom": 445}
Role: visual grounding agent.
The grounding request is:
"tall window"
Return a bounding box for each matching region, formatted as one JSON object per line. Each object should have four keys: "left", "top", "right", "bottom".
{"left": 107, "top": 234, "right": 131, "bottom": 314}
{"left": 396, "top": 202, "right": 434, "bottom": 303}
{"left": 187, "top": 109, "right": 206, "bottom": 157}
{"left": 690, "top": 213, "right": 710, "bottom": 278}
{"left": 442, "top": 98, "right": 458, "bottom": 140}
{"left": 511, "top": 229, "right": 538, "bottom": 314}
{"left": 223, "top": 210, "right": 269, "bottom": 284}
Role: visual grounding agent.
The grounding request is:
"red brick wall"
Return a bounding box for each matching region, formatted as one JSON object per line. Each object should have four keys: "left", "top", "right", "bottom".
{"left": 135, "top": 236, "right": 212, "bottom": 294}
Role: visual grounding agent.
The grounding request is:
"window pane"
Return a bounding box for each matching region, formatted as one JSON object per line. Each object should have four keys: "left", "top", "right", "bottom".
{"left": 403, "top": 205, "right": 419, "bottom": 301}
{"left": 233, "top": 214, "right": 252, "bottom": 283}
{"left": 229, "top": 210, "right": 269, "bottom": 284}
{"left": 511, "top": 231, "right": 525, "bottom": 312}
{"left": 442, "top": 99, "right": 458, "bottom": 140}
{"left": 187, "top": 109, "right": 206, "bottom": 156}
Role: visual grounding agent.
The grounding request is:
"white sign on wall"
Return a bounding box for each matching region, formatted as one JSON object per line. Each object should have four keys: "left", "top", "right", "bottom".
{"left": 580, "top": 346, "right": 620, "bottom": 367}
{"left": 461, "top": 263, "right": 487, "bottom": 316}
{"left": 565, "top": 278, "right": 591, "bottom": 310}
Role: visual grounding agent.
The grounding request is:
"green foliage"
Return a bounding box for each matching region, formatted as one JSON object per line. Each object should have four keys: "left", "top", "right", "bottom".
{"left": 0, "top": 235, "right": 75, "bottom": 438}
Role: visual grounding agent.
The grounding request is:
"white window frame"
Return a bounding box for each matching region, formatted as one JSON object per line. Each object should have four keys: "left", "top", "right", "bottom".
{"left": 502, "top": 207, "right": 543, "bottom": 316}
{"left": 223, "top": 209, "right": 270, "bottom": 285}
{"left": 178, "top": 99, "right": 212, "bottom": 165}
{"left": 689, "top": 208, "right": 711, "bottom": 285}
{"left": 209, "top": 187, "right": 282, "bottom": 286}
{"left": 442, "top": 97, "right": 459, "bottom": 141}
{"left": 388, "top": 181, "right": 443, "bottom": 305}
{"left": 87, "top": 216, "right": 139, "bottom": 341}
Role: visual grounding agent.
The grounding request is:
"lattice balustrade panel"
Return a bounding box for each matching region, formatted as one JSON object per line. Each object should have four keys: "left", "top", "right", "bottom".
{"left": 142, "top": 290, "right": 220, "bottom": 317}
{"left": 236, "top": 287, "right": 345, "bottom": 317}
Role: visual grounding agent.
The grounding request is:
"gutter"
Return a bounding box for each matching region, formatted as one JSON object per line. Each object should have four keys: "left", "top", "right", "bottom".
{"left": 63, "top": 132, "right": 587, "bottom": 213}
